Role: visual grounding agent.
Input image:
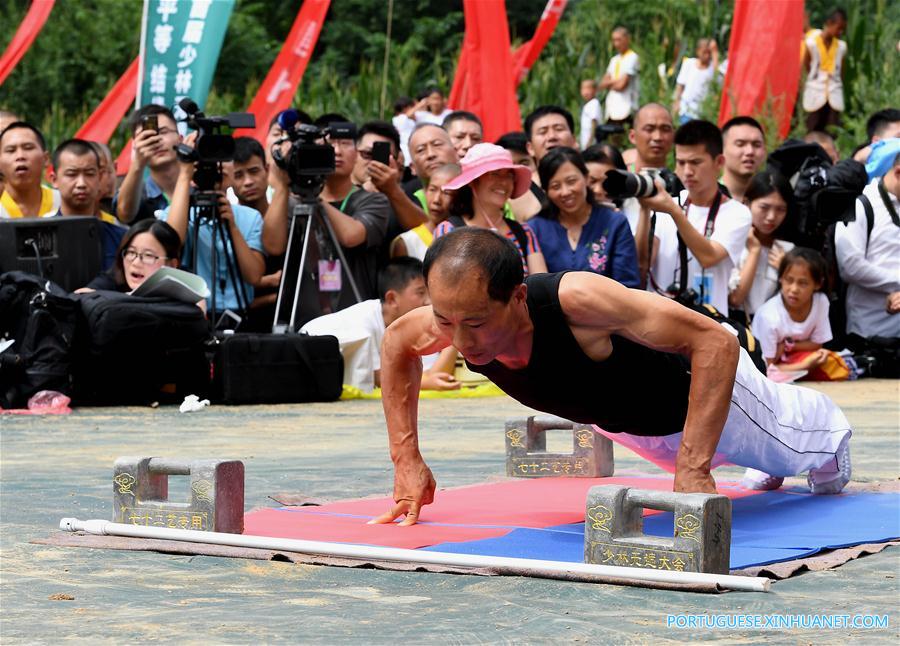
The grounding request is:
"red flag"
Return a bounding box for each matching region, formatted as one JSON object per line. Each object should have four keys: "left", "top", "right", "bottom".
{"left": 511, "top": 0, "right": 567, "bottom": 85}
{"left": 241, "top": 0, "right": 331, "bottom": 143}
{"left": 448, "top": 0, "right": 521, "bottom": 142}
{"left": 76, "top": 57, "right": 140, "bottom": 144}
{"left": 0, "top": 0, "right": 55, "bottom": 86}
{"left": 718, "top": 0, "right": 804, "bottom": 138}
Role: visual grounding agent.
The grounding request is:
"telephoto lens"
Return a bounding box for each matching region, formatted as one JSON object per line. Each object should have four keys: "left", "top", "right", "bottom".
{"left": 602, "top": 169, "right": 659, "bottom": 198}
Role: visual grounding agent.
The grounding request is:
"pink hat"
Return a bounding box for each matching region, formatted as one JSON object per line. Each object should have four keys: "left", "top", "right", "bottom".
{"left": 442, "top": 143, "right": 532, "bottom": 199}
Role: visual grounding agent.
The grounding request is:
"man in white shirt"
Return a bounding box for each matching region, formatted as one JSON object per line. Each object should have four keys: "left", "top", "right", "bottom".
{"left": 599, "top": 27, "right": 640, "bottom": 125}
{"left": 672, "top": 39, "right": 719, "bottom": 124}
{"left": 579, "top": 79, "right": 603, "bottom": 149}
{"left": 835, "top": 154, "right": 900, "bottom": 341}
{"left": 636, "top": 120, "right": 751, "bottom": 314}
{"left": 301, "top": 257, "right": 458, "bottom": 393}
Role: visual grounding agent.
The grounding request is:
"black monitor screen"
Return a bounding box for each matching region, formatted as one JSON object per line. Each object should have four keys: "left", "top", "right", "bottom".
{"left": 0, "top": 216, "right": 103, "bottom": 292}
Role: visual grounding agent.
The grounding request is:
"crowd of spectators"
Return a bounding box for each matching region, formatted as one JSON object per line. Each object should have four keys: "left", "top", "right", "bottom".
{"left": 1, "top": 16, "right": 898, "bottom": 399}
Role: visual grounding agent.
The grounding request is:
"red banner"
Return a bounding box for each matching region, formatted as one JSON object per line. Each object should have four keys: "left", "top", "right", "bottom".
{"left": 718, "top": 0, "right": 804, "bottom": 138}
{"left": 241, "top": 0, "right": 331, "bottom": 143}
{"left": 511, "top": 0, "right": 567, "bottom": 85}
{"left": 0, "top": 0, "right": 55, "bottom": 86}
{"left": 448, "top": 0, "right": 522, "bottom": 143}
{"left": 76, "top": 57, "right": 139, "bottom": 145}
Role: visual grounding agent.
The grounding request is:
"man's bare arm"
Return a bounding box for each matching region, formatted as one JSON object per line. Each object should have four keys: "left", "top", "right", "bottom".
{"left": 559, "top": 272, "right": 739, "bottom": 493}
{"left": 370, "top": 307, "right": 451, "bottom": 525}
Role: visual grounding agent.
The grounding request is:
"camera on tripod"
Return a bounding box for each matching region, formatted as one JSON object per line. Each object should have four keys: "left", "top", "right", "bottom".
{"left": 271, "top": 109, "right": 353, "bottom": 200}
{"left": 602, "top": 167, "right": 682, "bottom": 199}
{"left": 174, "top": 97, "right": 255, "bottom": 209}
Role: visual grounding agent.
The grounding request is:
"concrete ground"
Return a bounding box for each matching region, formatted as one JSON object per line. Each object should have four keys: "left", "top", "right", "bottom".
{"left": 1, "top": 379, "right": 898, "bottom": 644}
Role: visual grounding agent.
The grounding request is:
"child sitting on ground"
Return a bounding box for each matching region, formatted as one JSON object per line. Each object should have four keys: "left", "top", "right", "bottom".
{"left": 751, "top": 247, "right": 847, "bottom": 381}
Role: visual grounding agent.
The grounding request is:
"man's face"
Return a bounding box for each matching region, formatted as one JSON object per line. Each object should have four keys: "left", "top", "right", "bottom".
{"left": 675, "top": 144, "right": 723, "bottom": 196}
{"left": 428, "top": 267, "right": 525, "bottom": 365}
{"left": 723, "top": 124, "right": 766, "bottom": 178}
{"left": 425, "top": 169, "right": 456, "bottom": 222}
{"left": 873, "top": 121, "right": 900, "bottom": 142}
{"left": 697, "top": 42, "right": 712, "bottom": 65}
{"left": 823, "top": 17, "right": 847, "bottom": 39}
{"left": 409, "top": 126, "right": 457, "bottom": 182}
{"left": 426, "top": 91, "right": 445, "bottom": 115}
{"left": 329, "top": 137, "right": 357, "bottom": 178}
{"left": 612, "top": 31, "right": 629, "bottom": 53}
{"left": 137, "top": 114, "right": 181, "bottom": 169}
{"left": 354, "top": 132, "right": 396, "bottom": 184}
{"left": 509, "top": 149, "right": 536, "bottom": 173}
{"left": 52, "top": 150, "right": 101, "bottom": 214}
{"left": 446, "top": 119, "right": 483, "bottom": 158}
{"left": 392, "top": 276, "right": 430, "bottom": 318}
{"left": 629, "top": 107, "right": 675, "bottom": 168}
{"left": 231, "top": 154, "right": 268, "bottom": 205}
{"left": 96, "top": 151, "right": 117, "bottom": 199}
{"left": 0, "top": 127, "right": 48, "bottom": 192}
{"left": 527, "top": 113, "right": 576, "bottom": 162}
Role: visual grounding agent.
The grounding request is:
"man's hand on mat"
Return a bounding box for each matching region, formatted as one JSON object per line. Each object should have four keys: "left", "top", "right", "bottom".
{"left": 673, "top": 465, "right": 718, "bottom": 494}
{"left": 368, "top": 457, "right": 436, "bottom": 526}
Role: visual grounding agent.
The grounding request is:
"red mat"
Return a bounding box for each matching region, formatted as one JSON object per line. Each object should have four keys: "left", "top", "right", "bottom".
{"left": 243, "top": 477, "right": 762, "bottom": 550}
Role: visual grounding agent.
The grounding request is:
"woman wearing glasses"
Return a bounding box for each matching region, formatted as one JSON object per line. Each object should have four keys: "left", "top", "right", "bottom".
{"left": 81, "top": 219, "right": 181, "bottom": 293}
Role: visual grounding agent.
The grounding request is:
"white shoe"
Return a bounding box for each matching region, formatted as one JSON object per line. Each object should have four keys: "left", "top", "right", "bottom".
{"left": 740, "top": 468, "right": 784, "bottom": 491}
{"left": 808, "top": 441, "right": 851, "bottom": 495}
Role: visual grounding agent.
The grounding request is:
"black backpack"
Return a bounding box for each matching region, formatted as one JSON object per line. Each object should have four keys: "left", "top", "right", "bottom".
{"left": 0, "top": 271, "right": 78, "bottom": 408}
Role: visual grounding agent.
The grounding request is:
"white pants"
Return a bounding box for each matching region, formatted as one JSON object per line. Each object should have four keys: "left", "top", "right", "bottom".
{"left": 594, "top": 349, "right": 852, "bottom": 478}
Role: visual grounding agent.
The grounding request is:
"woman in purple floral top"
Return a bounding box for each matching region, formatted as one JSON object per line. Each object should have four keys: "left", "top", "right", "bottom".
{"left": 528, "top": 147, "right": 640, "bottom": 287}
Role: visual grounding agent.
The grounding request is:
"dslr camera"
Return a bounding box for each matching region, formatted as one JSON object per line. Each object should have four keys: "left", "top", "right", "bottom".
{"left": 174, "top": 98, "right": 255, "bottom": 208}
{"left": 271, "top": 110, "right": 356, "bottom": 201}
{"left": 602, "top": 167, "right": 682, "bottom": 199}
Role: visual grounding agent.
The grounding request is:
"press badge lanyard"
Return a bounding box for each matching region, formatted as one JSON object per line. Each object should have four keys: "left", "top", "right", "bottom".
{"left": 677, "top": 190, "right": 724, "bottom": 300}
{"left": 317, "top": 187, "right": 357, "bottom": 294}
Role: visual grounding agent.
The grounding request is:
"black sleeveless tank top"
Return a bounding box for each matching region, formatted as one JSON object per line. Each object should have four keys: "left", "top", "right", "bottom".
{"left": 468, "top": 272, "right": 692, "bottom": 437}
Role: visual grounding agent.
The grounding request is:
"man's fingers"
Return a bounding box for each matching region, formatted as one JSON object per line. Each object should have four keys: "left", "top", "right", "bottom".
{"left": 367, "top": 501, "right": 408, "bottom": 525}
{"left": 398, "top": 501, "right": 422, "bottom": 526}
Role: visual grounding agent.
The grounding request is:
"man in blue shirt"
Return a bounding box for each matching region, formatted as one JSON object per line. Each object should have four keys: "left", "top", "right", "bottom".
{"left": 160, "top": 139, "right": 265, "bottom": 318}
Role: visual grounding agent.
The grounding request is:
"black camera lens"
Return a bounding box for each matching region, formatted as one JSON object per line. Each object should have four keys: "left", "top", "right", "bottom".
{"left": 602, "top": 169, "right": 659, "bottom": 198}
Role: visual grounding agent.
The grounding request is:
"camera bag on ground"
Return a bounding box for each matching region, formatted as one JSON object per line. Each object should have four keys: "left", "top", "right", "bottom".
{"left": 0, "top": 271, "right": 78, "bottom": 408}
{"left": 211, "top": 332, "right": 343, "bottom": 405}
{"left": 73, "top": 290, "right": 210, "bottom": 405}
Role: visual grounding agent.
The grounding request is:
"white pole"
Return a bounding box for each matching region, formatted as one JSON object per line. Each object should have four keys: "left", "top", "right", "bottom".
{"left": 60, "top": 518, "right": 770, "bottom": 593}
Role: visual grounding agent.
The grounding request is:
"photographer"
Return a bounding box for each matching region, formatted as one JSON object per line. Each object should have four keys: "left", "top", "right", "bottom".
{"left": 162, "top": 133, "right": 265, "bottom": 320}
{"left": 636, "top": 119, "right": 751, "bottom": 314}
{"left": 263, "top": 121, "right": 390, "bottom": 320}
{"left": 115, "top": 105, "right": 183, "bottom": 224}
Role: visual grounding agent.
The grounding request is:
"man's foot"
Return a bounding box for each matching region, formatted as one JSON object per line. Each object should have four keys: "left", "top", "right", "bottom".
{"left": 740, "top": 468, "right": 784, "bottom": 491}
{"left": 807, "top": 441, "right": 851, "bottom": 495}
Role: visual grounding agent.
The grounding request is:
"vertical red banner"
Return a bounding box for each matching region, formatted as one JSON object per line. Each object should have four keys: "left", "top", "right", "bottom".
{"left": 449, "top": 0, "right": 522, "bottom": 142}
{"left": 0, "top": 0, "right": 56, "bottom": 86}
{"left": 241, "top": 0, "right": 331, "bottom": 143}
{"left": 76, "top": 57, "right": 140, "bottom": 144}
{"left": 511, "top": 0, "right": 567, "bottom": 85}
{"left": 718, "top": 0, "right": 804, "bottom": 137}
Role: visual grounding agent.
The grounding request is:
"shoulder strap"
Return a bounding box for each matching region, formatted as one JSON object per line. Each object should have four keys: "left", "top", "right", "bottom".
{"left": 858, "top": 193, "right": 875, "bottom": 255}
{"left": 506, "top": 219, "right": 530, "bottom": 258}
{"left": 448, "top": 215, "right": 466, "bottom": 229}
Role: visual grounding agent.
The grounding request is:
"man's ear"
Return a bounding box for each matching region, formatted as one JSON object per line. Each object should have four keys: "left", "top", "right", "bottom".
{"left": 48, "top": 167, "right": 58, "bottom": 187}
{"left": 384, "top": 289, "right": 398, "bottom": 306}
{"left": 714, "top": 153, "right": 725, "bottom": 172}
{"left": 628, "top": 128, "right": 637, "bottom": 146}
{"left": 511, "top": 282, "right": 528, "bottom": 306}
{"left": 526, "top": 140, "right": 535, "bottom": 158}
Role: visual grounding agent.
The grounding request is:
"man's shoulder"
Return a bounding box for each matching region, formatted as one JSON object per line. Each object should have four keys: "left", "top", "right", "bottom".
{"left": 721, "top": 197, "right": 751, "bottom": 220}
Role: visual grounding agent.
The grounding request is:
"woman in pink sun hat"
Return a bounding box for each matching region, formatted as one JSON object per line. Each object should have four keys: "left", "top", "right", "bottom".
{"left": 435, "top": 143, "right": 547, "bottom": 276}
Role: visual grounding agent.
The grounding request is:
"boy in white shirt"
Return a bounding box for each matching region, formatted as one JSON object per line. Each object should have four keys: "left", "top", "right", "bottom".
{"left": 579, "top": 79, "right": 603, "bottom": 149}
{"left": 672, "top": 39, "right": 719, "bottom": 124}
{"left": 636, "top": 119, "right": 751, "bottom": 314}
{"left": 599, "top": 27, "right": 639, "bottom": 124}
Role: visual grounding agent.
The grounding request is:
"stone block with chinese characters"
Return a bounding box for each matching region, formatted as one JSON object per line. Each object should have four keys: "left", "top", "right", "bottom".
{"left": 584, "top": 485, "right": 731, "bottom": 574}
{"left": 504, "top": 416, "right": 613, "bottom": 478}
{"left": 113, "top": 457, "right": 244, "bottom": 534}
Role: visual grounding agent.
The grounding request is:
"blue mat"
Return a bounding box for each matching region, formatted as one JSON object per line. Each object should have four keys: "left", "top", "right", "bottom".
{"left": 422, "top": 489, "right": 900, "bottom": 569}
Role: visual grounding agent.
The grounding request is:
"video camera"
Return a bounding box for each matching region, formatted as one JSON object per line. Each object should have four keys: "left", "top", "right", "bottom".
{"left": 174, "top": 97, "right": 255, "bottom": 198}
{"left": 594, "top": 123, "right": 625, "bottom": 143}
{"left": 271, "top": 109, "right": 355, "bottom": 200}
{"left": 602, "top": 167, "right": 683, "bottom": 199}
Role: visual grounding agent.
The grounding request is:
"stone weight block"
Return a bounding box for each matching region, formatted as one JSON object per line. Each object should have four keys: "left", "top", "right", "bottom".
{"left": 584, "top": 484, "right": 731, "bottom": 574}
{"left": 505, "top": 416, "right": 614, "bottom": 478}
{"left": 113, "top": 456, "right": 244, "bottom": 534}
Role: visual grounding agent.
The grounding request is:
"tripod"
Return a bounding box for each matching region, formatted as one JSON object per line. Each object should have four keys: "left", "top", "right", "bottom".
{"left": 272, "top": 198, "right": 362, "bottom": 334}
{"left": 189, "top": 191, "right": 249, "bottom": 330}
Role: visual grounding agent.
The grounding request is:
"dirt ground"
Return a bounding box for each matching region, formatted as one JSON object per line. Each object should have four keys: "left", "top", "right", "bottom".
{"left": 1, "top": 379, "right": 897, "bottom": 644}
